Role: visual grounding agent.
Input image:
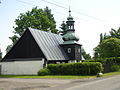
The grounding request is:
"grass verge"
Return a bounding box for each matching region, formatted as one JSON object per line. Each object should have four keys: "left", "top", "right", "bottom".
{"left": 0, "top": 75, "right": 96, "bottom": 79}
{"left": 0, "top": 71, "right": 120, "bottom": 79}
{"left": 103, "top": 71, "right": 120, "bottom": 77}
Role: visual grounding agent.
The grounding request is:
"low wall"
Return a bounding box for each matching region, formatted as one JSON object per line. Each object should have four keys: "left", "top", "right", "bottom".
{"left": 0, "top": 60, "right": 44, "bottom": 75}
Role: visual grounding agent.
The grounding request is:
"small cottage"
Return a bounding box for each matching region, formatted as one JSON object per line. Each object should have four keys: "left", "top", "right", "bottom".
{"left": 0, "top": 11, "right": 83, "bottom": 75}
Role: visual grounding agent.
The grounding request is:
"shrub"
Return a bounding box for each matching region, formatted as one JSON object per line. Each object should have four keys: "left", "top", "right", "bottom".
{"left": 111, "top": 65, "right": 120, "bottom": 72}
{"left": 105, "top": 57, "right": 120, "bottom": 64}
{"left": 47, "top": 62, "right": 103, "bottom": 75}
{"left": 85, "top": 59, "right": 106, "bottom": 64}
{"left": 38, "top": 68, "right": 50, "bottom": 76}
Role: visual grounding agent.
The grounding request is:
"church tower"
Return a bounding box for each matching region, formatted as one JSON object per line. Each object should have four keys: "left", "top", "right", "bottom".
{"left": 61, "top": 10, "right": 82, "bottom": 62}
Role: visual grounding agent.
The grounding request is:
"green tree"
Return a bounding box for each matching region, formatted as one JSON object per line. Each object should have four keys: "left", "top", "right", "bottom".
{"left": 93, "top": 48, "right": 99, "bottom": 60}
{"left": 81, "top": 48, "right": 91, "bottom": 60}
{"left": 60, "top": 21, "right": 67, "bottom": 35}
{"left": 44, "top": 7, "right": 58, "bottom": 33}
{"left": 100, "top": 28, "right": 120, "bottom": 42}
{"left": 6, "top": 7, "right": 57, "bottom": 53}
{"left": 94, "top": 28, "right": 120, "bottom": 59}
{"left": 13, "top": 6, "right": 57, "bottom": 36}
{"left": 96, "top": 38, "right": 120, "bottom": 58}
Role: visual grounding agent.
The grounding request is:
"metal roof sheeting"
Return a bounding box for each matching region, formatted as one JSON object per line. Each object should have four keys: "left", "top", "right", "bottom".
{"left": 29, "top": 28, "right": 69, "bottom": 61}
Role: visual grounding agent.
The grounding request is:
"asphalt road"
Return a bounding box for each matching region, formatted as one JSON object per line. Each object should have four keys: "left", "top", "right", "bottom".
{"left": 0, "top": 75, "right": 120, "bottom": 90}
{"left": 62, "top": 75, "right": 120, "bottom": 90}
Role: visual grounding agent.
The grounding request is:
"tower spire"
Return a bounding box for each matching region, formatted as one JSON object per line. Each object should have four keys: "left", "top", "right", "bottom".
{"left": 69, "top": 6, "right": 71, "bottom": 16}
{"left": 67, "top": 7, "right": 73, "bottom": 21}
{"left": 62, "top": 9, "right": 79, "bottom": 44}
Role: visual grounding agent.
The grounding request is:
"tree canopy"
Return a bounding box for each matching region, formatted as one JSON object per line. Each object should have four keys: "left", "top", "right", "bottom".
{"left": 100, "top": 28, "right": 120, "bottom": 43}
{"left": 14, "top": 6, "right": 57, "bottom": 37}
{"left": 81, "top": 48, "right": 91, "bottom": 60}
{"left": 94, "top": 28, "right": 120, "bottom": 59}
{"left": 6, "top": 7, "right": 58, "bottom": 53}
{"left": 96, "top": 38, "right": 120, "bottom": 58}
{"left": 60, "top": 21, "right": 67, "bottom": 35}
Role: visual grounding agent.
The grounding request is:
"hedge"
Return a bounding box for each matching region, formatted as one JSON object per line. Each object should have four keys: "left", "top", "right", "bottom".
{"left": 105, "top": 57, "right": 120, "bottom": 64}
{"left": 38, "top": 68, "right": 50, "bottom": 76}
{"left": 47, "top": 62, "right": 103, "bottom": 75}
{"left": 111, "top": 65, "right": 120, "bottom": 72}
{"left": 84, "top": 59, "right": 106, "bottom": 64}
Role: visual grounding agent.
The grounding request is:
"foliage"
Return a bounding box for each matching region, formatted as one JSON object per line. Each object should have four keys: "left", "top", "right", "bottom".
{"left": 84, "top": 59, "right": 104, "bottom": 63}
{"left": 60, "top": 21, "right": 67, "bottom": 35}
{"left": 37, "top": 68, "right": 50, "bottom": 76}
{"left": 47, "top": 62, "right": 103, "bottom": 75}
{"left": 6, "top": 45, "right": 12, "bottom": 53}
{"left": 86, "top": 56, "right": 120, "bottom": 64}
{"left": 6, "top": 35, "right": 19, "bottom": 53}
{"left": 6, "top": 7, "right": 57, "bottom": 53}
{"left": 100, "top": 38, "right": 120, "bottom": 58}
{"left": 81, "top": 48, "right": 91, "bottom": 60}
{"left": 14, "top": 6, "right": 57, "bottom": 36}
{"left": 94, "top": 38, "right": 120, "bottom": 58}
{"left": 43, "top": 6, "right": 58, "bottom": 33}
{"left": 111, "top": 65, "right": 120, "bottom": 72}
{"left": 86, "top": 57, "right": 120, "bottom": 73}
{"left": 100, "top": 28, "right": 120, "bottom": 42}
{"left": 105, "top": 57, "right": 120, "bottom": 64}
{"left": 1, "top": 71, "right": 120, "bottom": 79}
{"left": 94, "top": 28, "right": 120, "bottom": 59}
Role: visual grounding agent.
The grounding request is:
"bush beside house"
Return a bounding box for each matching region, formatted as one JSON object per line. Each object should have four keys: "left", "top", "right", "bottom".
{"left": 38, "top": 68, "right": 50, "bottom": 76}
{"left": 85, "top": 57, "right": 120, "bottom": 73}
{"left": 111, "top": 65, "right": 120, "bottom": 72}
{"left": 38, "top": 62, "right": 103, "bottom": 76}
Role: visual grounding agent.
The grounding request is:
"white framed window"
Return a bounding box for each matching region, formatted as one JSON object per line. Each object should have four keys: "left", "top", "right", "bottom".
{"left": 68, "top": 48, "right": 71, "bottom": 53}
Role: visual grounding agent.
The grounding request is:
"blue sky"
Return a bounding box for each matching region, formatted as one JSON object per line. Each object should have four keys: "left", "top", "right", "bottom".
{"left": 0, "top": 0, "right": 120, "bottom": 57}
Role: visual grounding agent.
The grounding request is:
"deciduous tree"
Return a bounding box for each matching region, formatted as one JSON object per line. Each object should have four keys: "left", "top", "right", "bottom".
{"left": 6, "top": 7, "right": 57, "bottom": 53}
{"left": 95, "top": 38, "right": 120, "bottom": 58}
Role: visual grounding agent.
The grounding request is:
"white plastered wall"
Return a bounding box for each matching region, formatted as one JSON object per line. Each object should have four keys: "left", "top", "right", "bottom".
{"left": 0, "top": 59, "right": 44, "bottom": 75}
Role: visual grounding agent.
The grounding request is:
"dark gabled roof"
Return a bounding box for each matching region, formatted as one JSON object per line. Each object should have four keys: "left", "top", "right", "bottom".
{"left": 2, "top": 28, "right": 69, "bottom": 62}
{"left": 29, "top": 28, "right": 69, "bottom": 61}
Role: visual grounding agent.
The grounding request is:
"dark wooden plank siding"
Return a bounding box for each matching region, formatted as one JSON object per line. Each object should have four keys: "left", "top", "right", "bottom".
{"left": 61, "top": 44, "right": 82, "bottom": 60}
{"left": 75, "top": 45, "right": 81, "bottom": 60}
{"left": 2, "top": 30, "right": 45, "bottom": 62}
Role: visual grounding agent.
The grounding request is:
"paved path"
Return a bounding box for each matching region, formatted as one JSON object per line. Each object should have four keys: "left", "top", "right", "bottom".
{"left": 0, "top": 75, "right": 120, "bottom": 90}
{"left": 61, "top": 75, "right": 120, "bottom": 90}
{"left": 0, "top": 78, "right": 74, "bottom": 90}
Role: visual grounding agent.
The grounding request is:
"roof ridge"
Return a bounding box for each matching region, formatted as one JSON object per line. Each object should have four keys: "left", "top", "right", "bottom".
{"left": 28, "top": 27, "right": 60, "bottom": 36}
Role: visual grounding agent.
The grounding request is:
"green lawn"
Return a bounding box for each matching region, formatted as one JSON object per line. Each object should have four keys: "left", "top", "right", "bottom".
{"left": 103, "top": 71, "right": 120, "bottom": 77}
{"left": 0, "top": 75, "right": 96, "bottom": 79}
{"left": 0, "top": 71, "right": 120, "bottom": 79}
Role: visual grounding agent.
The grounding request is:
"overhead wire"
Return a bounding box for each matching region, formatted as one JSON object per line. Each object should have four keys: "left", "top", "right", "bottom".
{"left": 15, "top": 0, "right": 67, "bottom": 17}
{"left": 16, "top": 0, "right": 107, "bottom": 23}
{"left": 15, "top": 0, "right": 115, "bottom": 27}
{"left": 41, "top": 0, "right": 107, "bottom": 23}
{"left": 16, "top": 0, "right": 36, "bottom": 6}
{"left": 41, "top": 0, "right": 117, "bottom": 28}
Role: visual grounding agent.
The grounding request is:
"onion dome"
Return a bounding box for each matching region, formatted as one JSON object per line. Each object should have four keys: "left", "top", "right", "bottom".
{"left": 63, "top": 31, "right": 79, "bottom": 41}
{"left": 62, "top": 10, "right": 79, "bottom": 44}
